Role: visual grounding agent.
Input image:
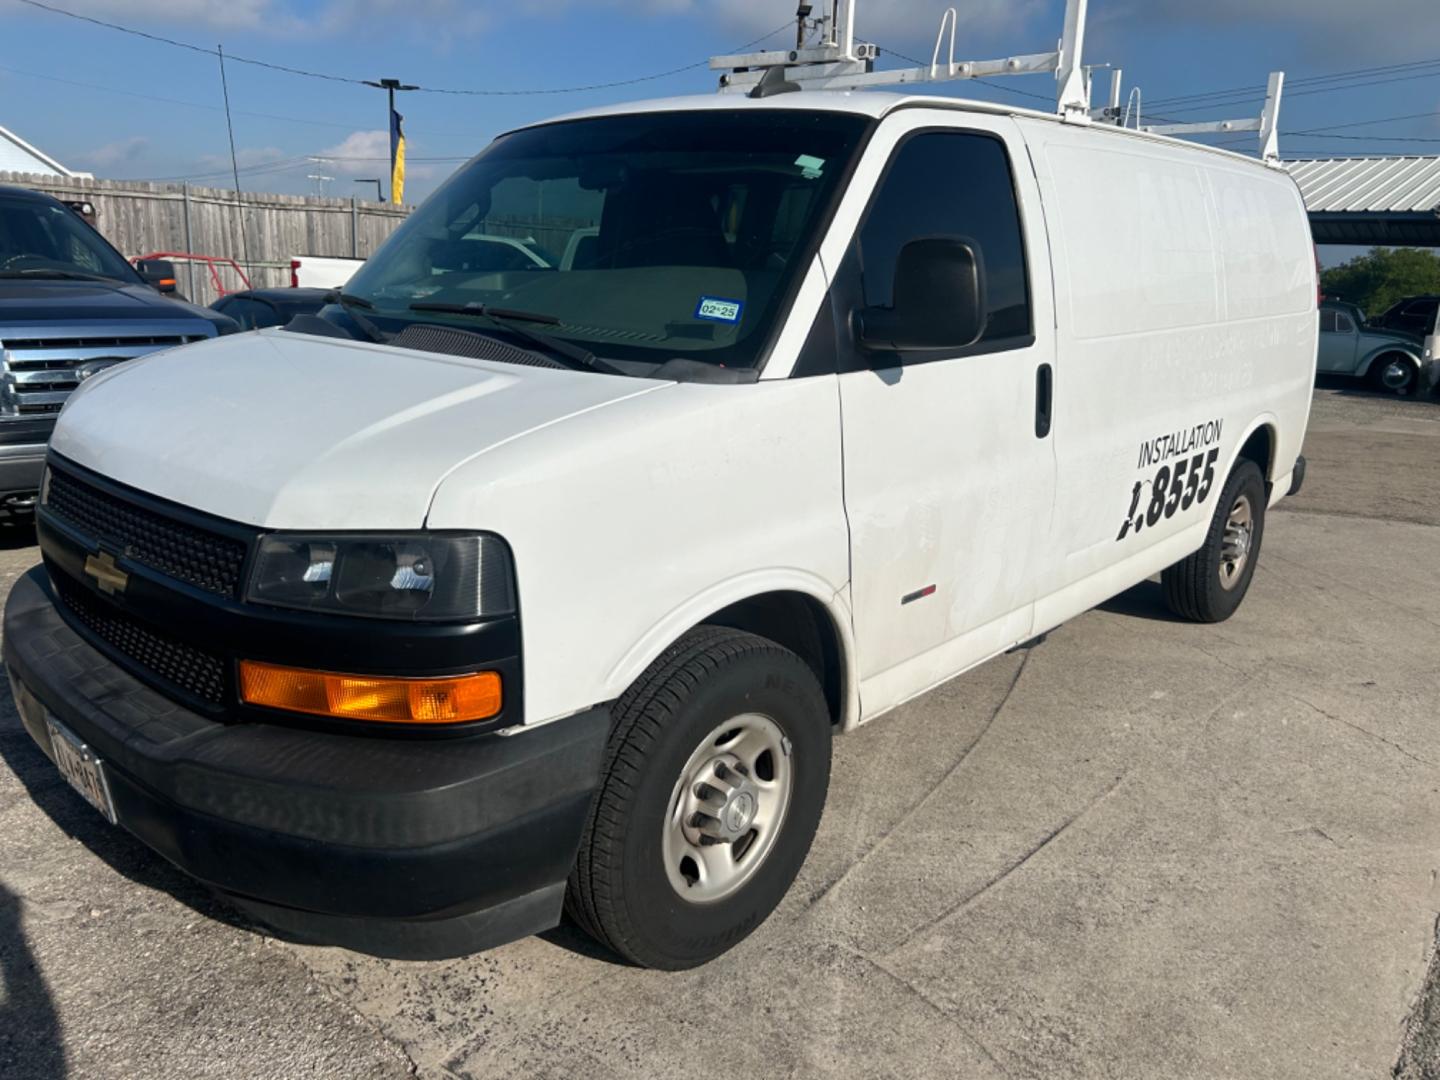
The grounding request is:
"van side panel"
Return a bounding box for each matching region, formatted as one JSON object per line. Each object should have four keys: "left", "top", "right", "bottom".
{"left": 1018, "top": 120, "right": 1315, "bottom": 631}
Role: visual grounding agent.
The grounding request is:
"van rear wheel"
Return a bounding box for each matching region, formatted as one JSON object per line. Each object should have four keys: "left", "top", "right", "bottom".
{"left": 565, "top": 626, "right": 831, "bottom": 970}
{"left": 1161, "top": 459, "right": 1267, "bottom": 623}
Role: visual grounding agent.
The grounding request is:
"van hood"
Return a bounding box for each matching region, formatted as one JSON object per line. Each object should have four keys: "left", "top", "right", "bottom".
{"left": 51, "top": 329, "right": 669, "bottom": 529}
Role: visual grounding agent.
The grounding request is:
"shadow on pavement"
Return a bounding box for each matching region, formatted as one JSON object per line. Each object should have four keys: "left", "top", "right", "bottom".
{"left": 0, "top": 882, "right": 66, "bottom": 1079}
{"left": 0, "top": 520, "right": 38, "bottom": 551}
{"left": 0, "top": 687, "right": 260, "bottom": 942}
{"left": 1096, "top": 578, "right": 1186, "bottom": 623}
{"left": 1314, "top": 373, "right": 1440, "bottom": 404}
{"left": 537, "top": 917, "right": 633, "bottom": 967}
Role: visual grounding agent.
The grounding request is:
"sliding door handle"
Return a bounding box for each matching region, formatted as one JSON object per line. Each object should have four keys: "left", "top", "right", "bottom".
{"left": 1034, "top": 363, "right": 1053, "bottom": 439}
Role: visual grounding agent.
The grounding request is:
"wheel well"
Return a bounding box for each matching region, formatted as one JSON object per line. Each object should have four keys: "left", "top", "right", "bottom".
{"left": 1365, "top": 349, "right": 1419, "bottom": 376}
{"left": 1368, "top": 348, "right": 1418, "bottom": 366}
{"left": 1237, "top": 425, "right": 1274, "bottom": 483}
{"left": 704, "top": 591, "right": 844, "bottom": 726}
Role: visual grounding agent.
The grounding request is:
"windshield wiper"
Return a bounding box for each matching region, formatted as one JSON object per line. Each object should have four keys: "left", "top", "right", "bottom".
{"left": 408, "top": 301, "right": 623, "bottom": 375}
{"left": 324, "top": 291, "right": 387, "bottom": 343}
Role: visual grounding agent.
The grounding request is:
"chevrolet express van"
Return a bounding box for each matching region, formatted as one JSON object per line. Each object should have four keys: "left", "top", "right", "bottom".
{"left": 4, "top": 91, "right": 1316, "bottom": 970}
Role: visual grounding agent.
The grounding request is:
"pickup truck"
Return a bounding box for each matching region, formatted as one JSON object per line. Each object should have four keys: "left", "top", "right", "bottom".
{"left": 0, "top": 184, "right": 235, "bottom": 513}
{"left": 289, "top": 255, "right": 363, "bottom": 290}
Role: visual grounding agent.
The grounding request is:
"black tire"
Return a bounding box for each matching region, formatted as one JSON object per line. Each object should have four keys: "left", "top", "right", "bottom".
{"left": 1368, "top": 352, "right": 1419, "bottom": 396}
{"left": 1161, "top": 459, "right": 1267, "bottom": 623}
{"left": 565, "top": 626, "right": 831, "bottom": 970}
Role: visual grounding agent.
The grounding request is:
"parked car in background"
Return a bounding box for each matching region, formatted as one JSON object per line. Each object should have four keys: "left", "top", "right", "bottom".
{"left": 211, "top": 287, "right": 330, "bottom": 330}
{"left": 289, "top": 255, "right": 363, "bottom": 290}
{"left": 1369, "top": 295, "right": 1439, "bottom": 336}
{"left": 1318, "top": 300, "right": 1430, "bottom": 396}
{"left": 0, "top": 183, "right": 235, "bottom": 514}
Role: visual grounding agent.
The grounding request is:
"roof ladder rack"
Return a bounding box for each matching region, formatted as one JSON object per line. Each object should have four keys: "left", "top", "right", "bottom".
{"left": 714, "top": 0, "right": 1094, "bottom": 120}
{"left": 1098, "top": 69, "right": 1287, "bottom": 163}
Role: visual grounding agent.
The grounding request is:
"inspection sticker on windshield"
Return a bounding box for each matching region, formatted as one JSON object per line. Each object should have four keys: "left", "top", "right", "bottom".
{"left": 695, "top": 296, "right": 744, "bottom": 324}
{"left": 795, "top": 154, "right": 825, "bottom": 179}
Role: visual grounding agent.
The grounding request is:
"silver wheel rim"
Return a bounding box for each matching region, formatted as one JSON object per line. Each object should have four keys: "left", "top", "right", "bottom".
{"left": 1381, "top": 358, "right": 1413, "bottom": 392}
{"left": 662, "top": 713, "right": 793, "bottom": 904}
{"left": 1219, "top": 494, "right": 1254, "bottom": 591}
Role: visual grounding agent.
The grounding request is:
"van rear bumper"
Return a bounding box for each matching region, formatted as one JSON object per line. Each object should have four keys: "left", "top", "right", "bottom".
{"left": 3, "top": 565, "right": 609, "bottom": 958}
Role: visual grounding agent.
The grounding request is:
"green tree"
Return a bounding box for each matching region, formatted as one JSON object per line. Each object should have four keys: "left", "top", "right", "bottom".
{"left": 1321, "top": 247, "right": 1440, "bottom": 319}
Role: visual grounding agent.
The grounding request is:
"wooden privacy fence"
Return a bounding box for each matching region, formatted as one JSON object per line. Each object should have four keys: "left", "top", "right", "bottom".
{"left": 0, "top": 171, "right": 413, "bottom": 306}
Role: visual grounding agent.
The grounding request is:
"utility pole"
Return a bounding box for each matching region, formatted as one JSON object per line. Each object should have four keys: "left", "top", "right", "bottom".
{"left": 363, "top": 77, "right": 418, "bottom": 201}
{"left": 307, "top": 173, "right": 334, "bottom": 197}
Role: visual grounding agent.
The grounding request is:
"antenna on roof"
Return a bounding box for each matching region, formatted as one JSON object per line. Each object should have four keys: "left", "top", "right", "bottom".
{"left": 713, "top": 0, "right": 1095, "bottom": 121}
{"left": 1135, "top": 71, "right": 1287, "bottom": 162}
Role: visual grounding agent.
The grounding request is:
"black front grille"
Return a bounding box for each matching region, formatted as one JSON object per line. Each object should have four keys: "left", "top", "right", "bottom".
{"left": 45, "top": 468, "right": 248, "bottom": 598}
{"left": 53, "top": 574, "right": 228, "bottom": 707}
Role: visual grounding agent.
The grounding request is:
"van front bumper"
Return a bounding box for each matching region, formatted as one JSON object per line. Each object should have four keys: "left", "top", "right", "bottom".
{"left": 3, "top": 565, "right": 609, "bottom": 959}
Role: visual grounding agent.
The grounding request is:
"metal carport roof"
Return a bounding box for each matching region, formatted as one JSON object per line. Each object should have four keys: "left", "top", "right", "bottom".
{"left": 1283, "top": 156, "right": 1440, "bottom": 246}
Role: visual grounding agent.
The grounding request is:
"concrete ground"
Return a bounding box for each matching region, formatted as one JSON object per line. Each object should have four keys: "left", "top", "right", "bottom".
{"left": 2, "top": 382, "right": 1438, "bottom": 1079}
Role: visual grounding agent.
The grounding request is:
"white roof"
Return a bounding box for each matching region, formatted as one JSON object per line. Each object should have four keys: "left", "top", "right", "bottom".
{"left": 529, "top": 90, "right": 1278, "bottom": 172}
{"left": 0, "top": 125, "right": 87, "bottom": 179}
{"left": 1283, "top": 156, "right": 1440, "bottom": 214}
{"left": 543, "top": 90, "right": 996, "bottom": 125}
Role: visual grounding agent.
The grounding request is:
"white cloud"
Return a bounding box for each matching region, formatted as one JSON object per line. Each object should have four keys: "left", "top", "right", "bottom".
{"left": 312, "top": 130, "right": 391, "bottom": 175}
{"left": 79, "top": 135, "right": 150, "bottom": 168}
{"left": 1114, "top": 0, "right": 1440, "bottom": 59}
{"left": 616, "top": 0, "right": 1044, "bottom": 44}
{"left": 15, "top": 0, "right": 1041, "bottom": 46}
{"left": 311, "top": 130, "right": 440, "bottom": 181}
{"left": 197, "top": 146, "right": 287, "bottom": 171}
{"left": 27, "top": 0, "right": 293, "bottom": 32}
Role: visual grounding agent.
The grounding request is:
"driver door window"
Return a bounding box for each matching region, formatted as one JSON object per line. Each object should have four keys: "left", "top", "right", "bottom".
{"left": 848, "top": 130, "right": 1033, "bottom": 368}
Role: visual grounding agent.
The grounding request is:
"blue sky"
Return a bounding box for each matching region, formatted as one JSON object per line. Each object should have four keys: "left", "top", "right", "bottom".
{"left": 3, "top": 0, "right": 1438, "bottom": 210}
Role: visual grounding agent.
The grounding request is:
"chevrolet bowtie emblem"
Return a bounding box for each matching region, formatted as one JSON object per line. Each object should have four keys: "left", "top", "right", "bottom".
{"left": 83, "top": 551, "right": 128, "bottom": 596}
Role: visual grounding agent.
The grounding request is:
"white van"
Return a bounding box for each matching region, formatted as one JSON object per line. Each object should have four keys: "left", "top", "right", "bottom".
{"left": 5, "top": 91, "right": 1316, "bottom": 970}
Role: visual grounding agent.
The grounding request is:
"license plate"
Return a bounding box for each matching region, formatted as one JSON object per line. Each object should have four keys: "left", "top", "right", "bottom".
{"left": 46, "top": 717, "right": 117, "bottom": 825}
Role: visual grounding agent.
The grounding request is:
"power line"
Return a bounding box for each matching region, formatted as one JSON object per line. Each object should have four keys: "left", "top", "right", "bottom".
{"left": 1146, "top": 55, "right": 1440, "bottom": 108}
{"left": 0, "top": 63, "right": 484, "bottom": 137}
{"left": 14, "top": 0, "right": 791, "bottom": 96}
{"left": 216, "top": 43, "right": 252, "bottom": 278}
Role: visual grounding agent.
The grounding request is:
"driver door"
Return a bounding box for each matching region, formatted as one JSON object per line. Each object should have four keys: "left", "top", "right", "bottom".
{"left": 824, "top": 114, "right": 1058, "bottom": 719}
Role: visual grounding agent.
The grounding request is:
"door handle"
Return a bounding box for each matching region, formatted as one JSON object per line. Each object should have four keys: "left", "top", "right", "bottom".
{"left": 1034, "top": 363, "right": 1053, "bottom": 439}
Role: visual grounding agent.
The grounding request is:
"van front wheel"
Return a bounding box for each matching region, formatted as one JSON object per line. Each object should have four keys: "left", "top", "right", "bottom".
{"left": 1161, "top": 459, "right": 1267, "bottom": 623}
{"left": 565, "top": 626, "right": 831, "bottom": 970}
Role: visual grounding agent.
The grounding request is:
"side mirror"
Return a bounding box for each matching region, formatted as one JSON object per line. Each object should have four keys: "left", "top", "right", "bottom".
{"left": 856, "top": 237, "right": 986, "bottom": 353}
{"left": 135, "top": 258, "right": 178, "bottom": 294}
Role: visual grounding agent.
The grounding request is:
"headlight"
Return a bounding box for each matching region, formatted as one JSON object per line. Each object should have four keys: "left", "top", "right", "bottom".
{"left": 247, "top": 533, "right": 514, "bottom": 621}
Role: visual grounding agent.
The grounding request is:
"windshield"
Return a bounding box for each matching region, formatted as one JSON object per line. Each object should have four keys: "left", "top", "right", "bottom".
{"left": 0, "top": 195, "right": 142, "bottom": 283}
{"left": 344, "top": 110, "right": 871, "bottom": 371}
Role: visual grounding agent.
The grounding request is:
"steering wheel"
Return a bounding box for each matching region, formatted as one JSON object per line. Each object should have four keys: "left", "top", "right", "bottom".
{"left": 0, "top": 254, "right": 62, "bottom": 271}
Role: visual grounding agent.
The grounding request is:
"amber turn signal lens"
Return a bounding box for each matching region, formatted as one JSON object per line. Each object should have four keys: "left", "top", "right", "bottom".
{"left": 238, "top": 661, "right": 502, "bottom": 724}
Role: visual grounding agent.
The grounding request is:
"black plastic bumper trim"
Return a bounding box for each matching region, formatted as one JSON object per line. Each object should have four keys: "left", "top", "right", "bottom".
{"left": 4, "top": 566, "right": 609, "bottom": 945}
{"left": 1287, "top": 454, "right": 1307, "bottom": 497}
